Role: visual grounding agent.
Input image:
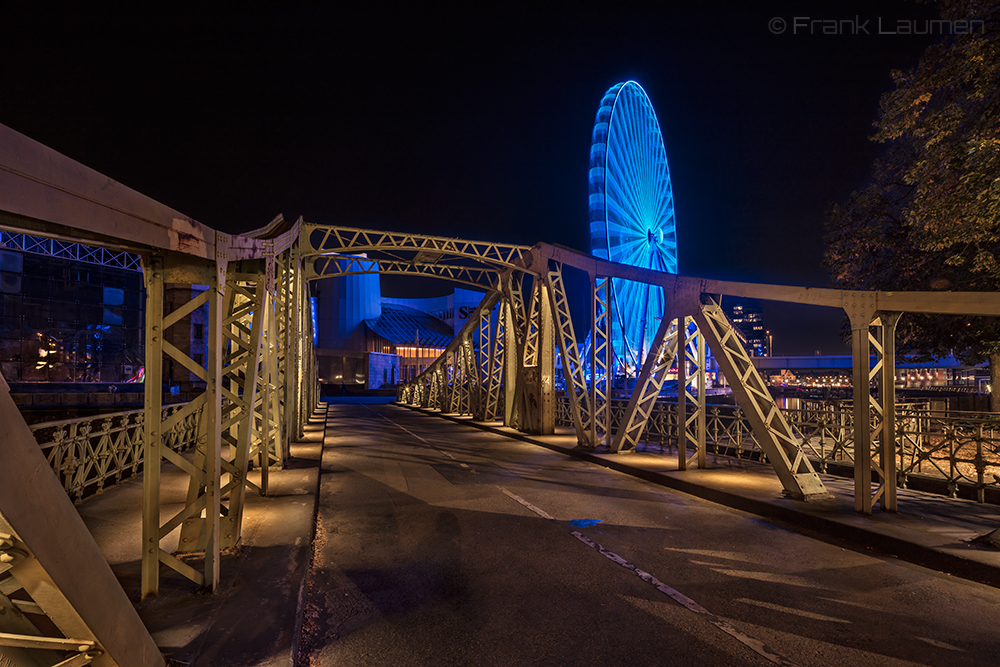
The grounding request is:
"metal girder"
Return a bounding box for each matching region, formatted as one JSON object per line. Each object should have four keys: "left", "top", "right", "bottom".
{"left": 846, "top": 298, "right": 903, "bottom": 514}
{"left": 142, "top": 253, "right": 227, "bottom": 597}
{"left": 545, "top": 264, "right": 592, "bottom": 446}
{"left": 461, "top": 338, "right": 477, "bottom": 416}
{"left": 1, "top": 372, "right": 163, "bottom": 667}
{"left": 523, "top": 278, "right": 541, "bottom": 368}
{"left": 501, "top": 273, "right": 528, "bottom": 429}
{"left": 177, "top": 264, "right": 267, "bottom": 558}
{"left": 483, "top": 300, "right": 506, "bottom": 421}
{"left": 677, "top": 318, "right": 707, "bottom": 470}
{"left": 609, "top": 315, "right": 678, "bottom": 453}
{"left": 256, "top": 256, "right": 284, "bottom": 479}
{"left": 511, "top": 277, "right": 555, "bottom": 434}
{"left": 695, "top": 300, "right": 830, "bottom": 500}
{"left": 474, "top": 307, "right": 492, "bottom": 419}
{"left": 306, "top": 255, "right": 501, "bottom": 291}
{"left": 590, "top": 277, "right": 612, "bottom": 447}
{"left": 303, "top": 224, "right": 532, "bottom": 272}
{"left": 511, "top": 277, "right": 545, "bottom": 432}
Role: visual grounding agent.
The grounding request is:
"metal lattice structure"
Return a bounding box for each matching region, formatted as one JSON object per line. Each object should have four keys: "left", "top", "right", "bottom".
{"left": 590, "top": 81, "right": 677, "bottom": 376}
{"left": 4, "top": 107, "right": 1000, "bottom": 664}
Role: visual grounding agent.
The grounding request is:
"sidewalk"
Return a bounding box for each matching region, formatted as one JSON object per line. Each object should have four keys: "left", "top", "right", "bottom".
{"left": 77, "top": 409, "right": 326, "bottom": 667}
{"left": 401, "top": 405, "right": 1000, "bottom": 589}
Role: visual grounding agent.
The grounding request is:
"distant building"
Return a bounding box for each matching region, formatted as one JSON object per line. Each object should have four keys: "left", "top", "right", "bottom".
{"left": 723, "top": 296, "right": 767, "bottom": 356}
{"left": 312, "top": 259, "right": 485, "bottom": 390}
{"left": 0, "top": 239, "right": 145, "bottom": 384}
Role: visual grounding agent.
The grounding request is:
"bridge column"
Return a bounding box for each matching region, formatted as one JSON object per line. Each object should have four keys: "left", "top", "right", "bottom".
{"left": 677, "top": 317, "right": 707, "bottom": 470}
{"left": 502, "top": 274, "right": 527, "bottom": 429}
{"left": 142, "top": 245, "right": 229, "bottom": 598}
{"left": 545, "top": 264, "right": 592, "bottom": 445}
{"left": 537, "top": 277, "right": 556, "bottom": 434}
{"left": 591, "top": 276, "right": 612, "bottom": 447}
{"left": 847, "top": 292, "right": 901, "bottom": 514}
{"left": 879, "top": 312, "right": 901, "bottom": 512}
{"left": 483, "top": 299, "right": 506, "bottom": 421}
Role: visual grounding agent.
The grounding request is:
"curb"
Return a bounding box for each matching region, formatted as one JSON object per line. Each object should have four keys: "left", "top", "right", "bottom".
{"left": 290, "top": 405, "right": 328, "bottom": 667}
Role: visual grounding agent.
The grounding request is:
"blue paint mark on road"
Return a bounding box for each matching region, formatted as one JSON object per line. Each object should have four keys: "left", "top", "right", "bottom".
{"left": 569, "top": 519, "right": 602, "bottom": 527}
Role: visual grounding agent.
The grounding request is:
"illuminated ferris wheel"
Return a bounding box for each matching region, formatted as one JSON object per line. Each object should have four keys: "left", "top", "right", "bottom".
{"left": 589, "top": 80, "right": 677, "bottom": 374}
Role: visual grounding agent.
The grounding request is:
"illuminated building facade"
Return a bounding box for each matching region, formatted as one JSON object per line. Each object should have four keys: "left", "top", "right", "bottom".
{"left": 723, "top": 296, "right": 768, "bottom": 356}
{"left": 0, "top": 240, "right": 145, "bottom": 384}
{"left": 312, "top": 263, "right": 484, "bottom": 390}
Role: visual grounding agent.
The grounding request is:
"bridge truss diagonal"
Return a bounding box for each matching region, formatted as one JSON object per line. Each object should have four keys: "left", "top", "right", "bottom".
{"left": 4, "top": 121, "right": 1000, "bottom": 665}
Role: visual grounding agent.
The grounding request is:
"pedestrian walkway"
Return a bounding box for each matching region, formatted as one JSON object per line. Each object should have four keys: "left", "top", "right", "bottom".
{"left": 400, "top": 405, "right": 1000, "bottom": 589}
{"left": 78, "top": 409, "right": 326, "bottom": 667}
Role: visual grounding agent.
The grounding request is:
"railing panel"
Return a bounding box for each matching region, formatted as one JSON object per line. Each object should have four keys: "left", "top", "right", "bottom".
{"left": 28, "top": 403, "right": 201, "bottom": 504}
{"left": 554, "top": 394, "right": 1000, "bottom": 502}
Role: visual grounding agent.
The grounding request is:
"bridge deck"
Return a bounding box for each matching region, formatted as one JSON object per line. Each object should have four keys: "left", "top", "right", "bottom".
{"left": 75, "top": 401, "right": 1000, "bottom": 666}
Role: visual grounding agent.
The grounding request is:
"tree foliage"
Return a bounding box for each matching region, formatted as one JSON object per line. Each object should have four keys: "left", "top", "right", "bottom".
{"left": 825, "top": 0, "right": 1000, "bottom": 404}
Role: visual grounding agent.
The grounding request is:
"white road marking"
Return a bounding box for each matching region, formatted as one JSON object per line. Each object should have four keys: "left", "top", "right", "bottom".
{"left": 735, "top": 598, "right": 851, "bottom": 624}
{"left": 570, "top": 531, "right": 800, "bottom": 667}
{"left": 498, "top": 487, "right": 556, "bottom": 520}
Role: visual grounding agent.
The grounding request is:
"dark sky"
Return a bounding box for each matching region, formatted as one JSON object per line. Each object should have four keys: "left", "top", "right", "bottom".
{"left": 0, "top": 2, "right": 942, "bottom": 354}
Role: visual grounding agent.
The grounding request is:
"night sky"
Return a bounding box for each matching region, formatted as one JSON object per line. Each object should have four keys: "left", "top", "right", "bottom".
{"left": 0, "top": 2, "right": 943, "bottom": 354}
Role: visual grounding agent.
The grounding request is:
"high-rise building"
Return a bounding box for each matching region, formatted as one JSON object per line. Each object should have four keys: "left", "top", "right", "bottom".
{"left": 723, "top": 296, "right": 768, "bottom": 356}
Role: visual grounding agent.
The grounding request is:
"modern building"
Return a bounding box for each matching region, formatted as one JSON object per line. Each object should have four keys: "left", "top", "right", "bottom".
{"left": 0, "top": 237, "right": 145, "bottom": 385}
{"left": 312, "top": 260, "right": 485, "bottom": 390}
{"left": 723, "top": 296, "right": 768, "bottom": 356}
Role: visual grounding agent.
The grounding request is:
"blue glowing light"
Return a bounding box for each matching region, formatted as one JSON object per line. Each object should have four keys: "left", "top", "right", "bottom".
{"left": 588, "top": 81, "right": 676, "bottom": 373}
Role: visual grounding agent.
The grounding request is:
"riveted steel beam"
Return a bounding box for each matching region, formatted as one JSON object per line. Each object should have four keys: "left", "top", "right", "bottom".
{"left": 695, "top": 300, "right": 830, "bottom": 500}
{"left": 677, "top": 317, "right": 707, "bottom": 470}
{"left": 609, "top": 315, "right": 677, "bottom": 453}
{"left": 545, "top": 264, "right": 592, "bottom": 446}
{"left": 1, "top": 371, "right": 163, "bottom": 667}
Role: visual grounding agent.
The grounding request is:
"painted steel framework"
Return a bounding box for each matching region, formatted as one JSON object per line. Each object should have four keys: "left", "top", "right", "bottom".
{"left": 4, "top": 119, "right": 1000, "bottom": 664}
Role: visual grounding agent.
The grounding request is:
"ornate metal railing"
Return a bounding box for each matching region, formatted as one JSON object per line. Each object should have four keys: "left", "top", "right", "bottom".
{"left": 28, "top": 403, "right": 202, "bottom": 504}
{"left": 556, "top": 396, "right": 1000, "bottom": 502}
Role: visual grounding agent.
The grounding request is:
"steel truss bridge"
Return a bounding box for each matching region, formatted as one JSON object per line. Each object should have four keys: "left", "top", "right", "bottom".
{"left": 2, "top": 122, "right": 1000, "bottom": 666}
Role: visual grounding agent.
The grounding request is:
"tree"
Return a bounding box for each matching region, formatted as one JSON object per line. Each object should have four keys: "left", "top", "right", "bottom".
{"left": 825, "top": 0, "right": 1000, "bottom": 409}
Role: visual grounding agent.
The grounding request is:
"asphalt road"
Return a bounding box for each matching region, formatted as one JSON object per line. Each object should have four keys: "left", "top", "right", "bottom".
{"left": 298, "top": 403, "right": 1000, "bottom": 666}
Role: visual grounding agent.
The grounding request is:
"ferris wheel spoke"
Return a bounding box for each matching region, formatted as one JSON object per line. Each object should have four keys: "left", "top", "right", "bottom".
{"left": 606, "top": 157, "right": 648, "bottom": 230}
{"left": 589, "top": 80, "right": 677, "bottom": 376}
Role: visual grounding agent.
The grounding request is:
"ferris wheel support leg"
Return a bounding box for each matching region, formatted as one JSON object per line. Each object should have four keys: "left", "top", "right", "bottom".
{"left": 694, "top": 300, "right": 831, "bottom": 501}
{"left": 544, "top": 265, "right": 593, "bottom": 446}
{"left": 609, "top": 314, "right": 678, "bottom": 453}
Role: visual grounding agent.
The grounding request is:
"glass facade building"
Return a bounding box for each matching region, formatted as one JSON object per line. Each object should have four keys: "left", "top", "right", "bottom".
{"left": 0, "top": 248, "right": 144, "bottom": 383}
